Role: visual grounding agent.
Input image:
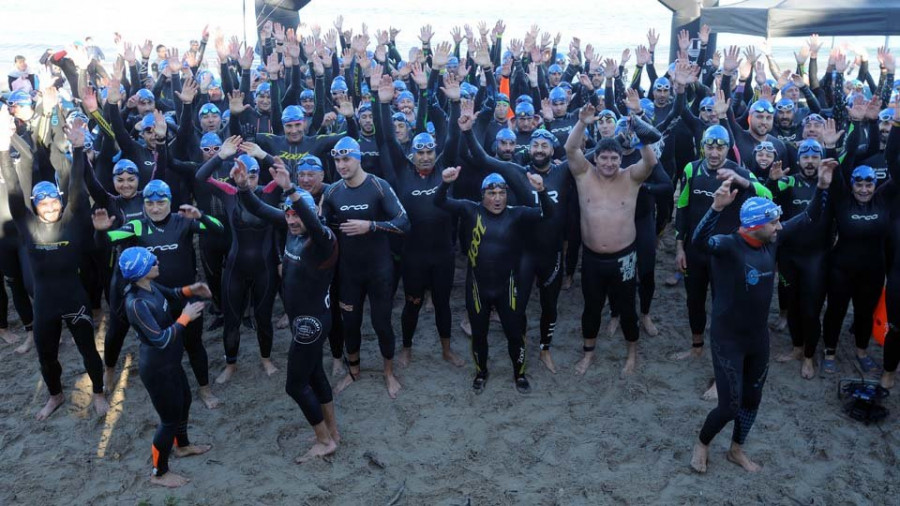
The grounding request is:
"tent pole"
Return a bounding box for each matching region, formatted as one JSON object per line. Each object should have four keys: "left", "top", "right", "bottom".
{"left": 886, "top": 35, "right": 891, "bottom": 48}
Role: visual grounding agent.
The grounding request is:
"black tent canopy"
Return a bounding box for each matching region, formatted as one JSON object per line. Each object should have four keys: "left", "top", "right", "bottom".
{"left": 700, "top": 0, "right": 900, "bottom": 38}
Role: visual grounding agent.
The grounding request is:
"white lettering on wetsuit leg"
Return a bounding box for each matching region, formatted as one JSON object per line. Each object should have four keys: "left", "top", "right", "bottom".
{"left": 618, "top": 251, "right": 637, "bottom": 281}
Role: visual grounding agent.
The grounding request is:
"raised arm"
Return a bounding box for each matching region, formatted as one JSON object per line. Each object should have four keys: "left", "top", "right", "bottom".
{"left": 565, "top": 104, "right": 596, "bottom": 176}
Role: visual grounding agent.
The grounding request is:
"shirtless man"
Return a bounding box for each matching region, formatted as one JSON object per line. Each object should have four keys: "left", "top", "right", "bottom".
{"left": 566, "top": 93, "right": 660, "bottom": 376}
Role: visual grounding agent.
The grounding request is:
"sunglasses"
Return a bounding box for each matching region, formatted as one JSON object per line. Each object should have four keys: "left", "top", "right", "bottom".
{"left": 201, "top": 146, "right": 221, "bottom": 154}
{"left": 413, "top": 141, "right": 437, "bottom": 151}
{"left": 754, "top": 142, "right": 776, "bottom": 153}
{"left": 775, "top": 103, "right": 795, "bottom": 112}
{"left": 112, "top": 166, "right": 139, "bottom": 176}
{"left": 703, "top": 138, "right": 728, "bottom": 147}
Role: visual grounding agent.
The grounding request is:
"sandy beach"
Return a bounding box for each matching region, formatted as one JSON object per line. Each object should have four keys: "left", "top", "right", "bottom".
{"left": 1, "top": 234, "right": 897, "bottom": 505}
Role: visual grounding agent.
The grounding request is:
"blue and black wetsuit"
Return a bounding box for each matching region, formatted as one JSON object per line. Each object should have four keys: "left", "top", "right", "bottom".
{"left": 321, "top": 174, "right": 409, "bottom": 363}
{"left": 0, "top": 146, "right": 104, "bottom": 395}
{"left": 123, "top": 282, "right": 195, "bottom": 477}
{"left": 693, "top": 187, "right": 826, "bottom": 446}
{"left": 239, "top": 189, "right": 339, "bottom": 426}
{"left": 435, "top": 179, "right": 550, "bottom": 381}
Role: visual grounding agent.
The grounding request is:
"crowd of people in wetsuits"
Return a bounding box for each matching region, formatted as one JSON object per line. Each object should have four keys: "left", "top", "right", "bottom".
{"left": 2, "top": 16, "right": 900, "bottom": 483}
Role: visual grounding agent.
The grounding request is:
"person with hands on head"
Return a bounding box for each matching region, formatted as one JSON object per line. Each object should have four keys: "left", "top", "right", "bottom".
{"left": 232, "top": 160, "right": 341, "bottom": 464}
{"left": 322, "top": 137, "right": 409, "bottom": 399}
{"left": 690, "top": 160, "right": 833, "bottom": 475}
{"left": 565, "top": 99, "right": 661, "bottom": 377}
{"left": 93, "top": 177, "right": 223, "bottom": 410}
{"left": 0, "top": 109, "right": 109, "bottom": 420}
{"left": 119, "top": 246, "right": 213, "bottom": 488}
{"left": 435, "top": 164, "right": 552, "bottom": 394}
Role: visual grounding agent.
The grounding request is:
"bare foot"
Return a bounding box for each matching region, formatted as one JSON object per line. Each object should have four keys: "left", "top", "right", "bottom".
{"left": 15, "top": 332, "right": 33, "bottom": 354}
{"left": 664, "top": 272, "right": 680, "bottom": 287}
{"left": 459, "top": 317, "right": 472, "bottom": 337}
{"left": 331, "top": 358, "right": 344, "bottom": 377}
{"left": 0, "top": 327, "right": 21, "bottom": 344}
{"left": 173, "top": 444, "right": 212, "bottom": 458}
{"left": 385, "top": 373, "right": 402, "bottom": 399}
{"left": 442, "top": 348, "right": 465, "bottom": 367}
{"left": 333, "top": 372, "right": 357, "bottom": 395}
{"left": 150, "top": 472, "right": 190, "bottom": 488}
{"left": 490, "top": 310, "right": 500, "bottom": 323}
{"left": 396, "top": 347, "right": 411, "bottom": 368}
{"left": 670, "top": 346, "right": 703, "bottom": 361}
{"left": 801, "top": 358, "right": 816, "bottom": 380}
{"left": 539, "top": 350, "right": 557, "bottom": 374}
{"left": 727, "top": 445, "right": 762, "bottom": 472}
{"left": 621, "top": 347, "right": 637, "bottom": 377}
{"left": 103, "top": 368, "right": 116, "bottom": 394}
{"left": 701, "top": 381, "right": 718, "bottom": 401}
{"left": 261, "top": 358, "right": 279, "bottom": 376}
{"left": 606, "top": 316, "right": 620, "bottom": 338}
{"left": 199, "top": 386, "right": 221, "bottom": 409}
{"left": 562, "top": 275, "right": 573, "bottom": 291}
{"left": 36, "top": 394, "right": 65, "bottom": 421}
{"left": 640, "top": 315, "right": 659, "bottom": 337}
{"left": 773, "top": 313, "right": 788, "bottom": 332}
{"left": 295, "top": 439, "right": 337, "bottom": 464}
{"left": 882, "top": 371, "right": 896, "bottom": 390}
{"left": 775, "top": 347, "right": 803, "bottom": 363}
{"left": 424, "top": 296, "right": 434, "bottom": 313}
{"left": 93, "top": 393, "right": 109, "bottom": 417}
{"left": 276, "top": 314, "right": 289, "bottom": 329}
{"left": 691, "top": 442, "right": 709, "bottom": 473}
{"left": 574, "top": 352, "right": 595, "bottom": 376}
{"left": 215, "top": 364, "right": 237, "bottom": 384}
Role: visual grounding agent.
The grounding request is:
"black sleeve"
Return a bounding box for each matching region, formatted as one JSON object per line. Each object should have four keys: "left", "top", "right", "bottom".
{"left": 238, "top": 187, "right": 285, "bottom": 226}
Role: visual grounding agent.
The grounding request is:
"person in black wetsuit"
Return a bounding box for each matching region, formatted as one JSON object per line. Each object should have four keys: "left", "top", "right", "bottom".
{"left": 436, "top": 168, "right": 550, "bottom": 394}
{"left": 196, "top": 139, "right": 282, "bottom": 384}
{"left": 231, "top": 160, "right": 341, "bottom": 464}
{"left": 93, "top": 179, "right": 223, "bottom": 409}
{"left": 672, "top": 124, "right": 771, "bottom": 366}
{"left": 324, "top": 137, "right": 409, "bottom": 399}
{"left": 118, "top": 246, "right": 212, "bottom": 488}
{"left": 690, "top": 164, "right": 832, "bottom": 474}
{"left": 820, "top": 123, "right": 900, "bottom": 374}
{"left": 374, "top": 74, "right": 465, "bottom": 369}
{"left": 764, "top": 140, "right": 834, "bottom": 379}
{"left": 460, "top": 107, "right": 573, "bottom": 374}
{"left": 0, "top": 117, "right": 108, "bottom": 420}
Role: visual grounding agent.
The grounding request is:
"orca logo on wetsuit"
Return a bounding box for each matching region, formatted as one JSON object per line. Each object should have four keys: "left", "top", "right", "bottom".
{"left": 143, "top": 161, "right": 154, "bottom": 166}
{"left": 693, "top": 189, "right": 716, "bottom": 198}
{"left": 339, "top": 204, "right": 369, "bottom": 211}
{"left": 792, "top": 199, "right": 810, "bottom": 206}
{"left": 292, "top": 316, "right": 323, "bottom": 344}
{"left": 467, "top": 214, "right": 487, "bottom": 268}
{"left": 146, "top": 244, "right": 179, "bottom": 252}
{"left": 851, "top": 214, "right": 879, "bottom": 221}
{"left": 411, "top": 186, "right": 439, "bottom": 196}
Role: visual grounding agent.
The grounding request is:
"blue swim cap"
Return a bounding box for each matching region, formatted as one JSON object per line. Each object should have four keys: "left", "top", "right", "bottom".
{"left": 8, "top": 90, "right": 33, "bottom": 107}
{"left": 411, "top": 132, "right": 436, "bottom": 152}
{"left": 142, "top": 179, "right": 171, "bottom": 201}
{"left": 460, "top": 88, "right": 473, "bottom": 100}
{"left": 495, "top": 93, "right": 510, "bottom": 105}
{"left": 775, "top": 98, "right": 795, "bottom": 112}
{"left": 447, "top": 56, "right": 459, "bottom": 68}
{"left": 296, "top": 155, "right": 324, "bottom": 172}
{"left": 198, "top": 103, "right": 220, "bottom": 119}
{"left": 515, "top": 102, "right": 535, "bottom": 117}
{"left": 391, "top": 112, "right": 410, "bottom": 125}
{"left": 558, "top": 82, "right": 573, "bottom": 91}
{"left": 749, "top": 99, "right": 775, "bottom": 114}
{"left": 481, "top": 173, "right": 507, "bottom": 191}
{"left": 797, "top": 139, "right": 823, "bottom": 157}
{"left": 282, "top": 105, "right": 306, "bottom": 124}
{"left": 425, "top": 121, "right": 435, "bottom": 136}
{"left": 702, "top": 124, "right": 731, "bottom": 146}
{"left": 699, "top": 97, "right": 716, "bottom": 110}
{"left": 31, "top": 181, "right": 62, "bottom": 204}
{"left": 284, "top": 189, "right": 317, "bottom": 214}
{"left": 360, "top": 83, "right": 371, "bottom": 96}
{"left": 299, "top": 89, "right": 315, "bottom": 101}
{"left": 548, "top": 64, "right": 563, "bottom": 75}
{"left": 237, "top": 154, "right": 259, "bottom": 173}
{"left": 393, "top": 80, "right": 408, "bottom": 92}
{"left": 100, "top": 85, "right": 126, "bottom": 101}
{"left": 879, "top": 108, "right": 895, "bottom": 122}
{"left": 461, "top": 82, "right": 477, "bottom": 96}
{"left": 781, "top": 81, "right": 796, "bottom": 92}
{"left": 118, "top": 247, "right": 157, "bottom": 282}
{"left": 200, "top": 132, "right": 222, "bottom": 148}
{"left": 495, "top": 128, "right": 516, "bottom": 142}
{"left": 740, "top": 197, "right": 782, "bottom": 229}
{"left": 396, "top": 91, "right": 415, "bottom": 104}
{"left": 135, "top": 114, "right": 155, "bottom": 132}
{"left": 530, "top": 129, "right": 555, "bottom": 145}
{"left": 330, "top": 77, "right": 348, "bottom": 94}
{"left": 331, "top": 137, "right": 361, "bottom": 160}
{"left": 112, "top": 159, "right": 139, "bottom": 176}
{"left": 851, "top": 165, "right": 876, "bottom": 182}
{"left": 516, "top": 95, "right": 533, "bottom": 105}
{"left": 598, "top": 109, "right": 617, "bottom": 120}
{"left": 136, "top": 89, "right": 155, "bottom": 102}
{"left": 209, "top": 79, "right": 222, "bottom": 90}
{"left": 357, "top": 102, "right": 373, "bottom": 116}
{"left": 653, "top": 77, "right": 671, "bottom": 90}
{"left": 549, "top": 87, "right": 567, "bottom": 103}
{"left": 254, "top": 82, "right": 272, "bottom": 98}
{"left": 639, "top": 98, "right": 655, "bottom": 120}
